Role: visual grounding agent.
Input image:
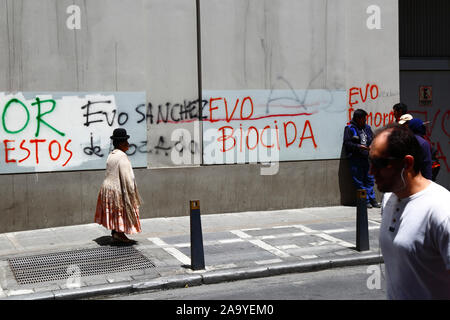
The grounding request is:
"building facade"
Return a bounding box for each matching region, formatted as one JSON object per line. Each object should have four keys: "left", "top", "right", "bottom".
{"left": 0, "top": 0, "right": 400, "bottom": 233}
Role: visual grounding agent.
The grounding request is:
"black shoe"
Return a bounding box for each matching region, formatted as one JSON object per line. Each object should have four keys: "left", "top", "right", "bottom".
{"left": 370, "top": 200, "right": 381, "bottom": 208}
{"left": 366, "top": 203, "right": 373, "bottom": 209}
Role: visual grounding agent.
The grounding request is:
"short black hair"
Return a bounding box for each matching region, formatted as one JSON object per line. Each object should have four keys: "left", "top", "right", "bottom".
{"left": 353, "top": 109, "right": 368, "bottom": 120}
{"left": 374, "top": 123, "right": 423, "bottom": 173}
{"left": 113, "top": 139, "right": 123, "bottom": 149}
{"left": 392, "top": 103, "right": 408, "bottom": 115}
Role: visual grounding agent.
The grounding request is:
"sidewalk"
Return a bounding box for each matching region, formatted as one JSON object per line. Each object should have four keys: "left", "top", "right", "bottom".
{"left": 0, "top": 206, "right": 383, "bottom": 300}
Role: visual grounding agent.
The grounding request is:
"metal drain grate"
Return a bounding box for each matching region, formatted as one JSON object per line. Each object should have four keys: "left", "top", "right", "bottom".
{"left": 8, "top": 246, "right": 155, "bottom": 285}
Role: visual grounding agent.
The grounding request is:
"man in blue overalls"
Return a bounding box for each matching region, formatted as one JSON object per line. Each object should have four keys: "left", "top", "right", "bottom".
{"left": 343, "top": 109, "right": 380, "bottom": 208}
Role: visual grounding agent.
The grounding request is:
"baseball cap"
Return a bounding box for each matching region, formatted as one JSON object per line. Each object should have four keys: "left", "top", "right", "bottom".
{"left": 398, "top": 114, "right": 413, "bottom": 125}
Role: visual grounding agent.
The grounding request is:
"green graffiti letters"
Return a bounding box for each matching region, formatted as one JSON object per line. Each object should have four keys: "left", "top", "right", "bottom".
{"left": 2, "top": 99, "right": 30, "bottom": 134}
{"left": 31, "top": 98, "right": 65, "bottom": 137}
{"left": 2, "top": 97, "right": 66, "bottom": 137}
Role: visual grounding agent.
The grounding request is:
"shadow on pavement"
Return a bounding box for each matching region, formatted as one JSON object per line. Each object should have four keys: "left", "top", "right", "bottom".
{"left": 93, "top": 236, "right": 137, "bottom": 247}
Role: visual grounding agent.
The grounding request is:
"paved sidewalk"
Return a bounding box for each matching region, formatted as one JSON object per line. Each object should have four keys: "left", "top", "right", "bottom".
{"left": 0, "top": 206, "right": 383, "bottom": 300}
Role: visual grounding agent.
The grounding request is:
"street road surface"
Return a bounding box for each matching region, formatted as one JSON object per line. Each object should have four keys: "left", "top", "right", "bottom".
{"left": 103, "top": 264, "right": 386, "bottom": 300}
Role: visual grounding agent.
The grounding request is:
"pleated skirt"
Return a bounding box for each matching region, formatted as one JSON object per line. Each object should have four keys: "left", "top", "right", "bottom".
{"left": 94, "top": 187, "right": 142, "bottom": 234}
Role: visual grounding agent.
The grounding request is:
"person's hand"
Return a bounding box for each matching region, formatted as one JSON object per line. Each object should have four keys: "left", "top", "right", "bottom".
{"left": 359, "top": 145, "right": 369, "bottom": 151}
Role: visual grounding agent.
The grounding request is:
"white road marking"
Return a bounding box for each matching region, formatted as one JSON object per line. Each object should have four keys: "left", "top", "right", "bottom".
{"left": 241, "top": 227, "right": 262, "bottom": 232}
{"left": 315, "top": 233, "right": 355, "bottom": 248}
{"left": 261, "top": 235, "right": 276, "bottom": 240}
{"left": 292, "top": 224, "right": 363, "bottom": 248}
{"left": 148, "top": 237, "right": 172, "bottom": 247}
{"left": 251, "top": 232, "right": 306, "bottom": 240}
{"left": 173, "top": 238, "right": 245, "bottom": 248}
{"left": 248, "top": 239, "right": 290, "bottom": 258}
{"left": 230, "top": 230, "right": 252, "bottom": 239}
{"left": 219, "top": 238, "right": 245, "bottom": 244}
{"left": 162, "top": 247, "right": 191, "bottom": 265}
{"left": 277, "top": 244, "right": 299, "bottom": 250}
{"left": 291, "top": 232, "right": 307, "bottom": 237}
{"left": 174, "top": 243, "right": 190, "bottom": 248}
{"left": 323, "top": 228, "right": 348, "bottom": 234}
{"left": 231, "top": 230, "right": 291, "bottom": 258}
{"left": 324, "top": 226, "right": 380, "bottom": 234}
{"left": 255, "top": 259, "right": 283, "bottom": 265}
{"left": 149, "top": 223, "right": 378, "bottom": 265}
{"left": 292, "top": 224, "right": 317, "bottom": 233}
{"left": 148, "top": 237, "right": 191, "bottom": 265}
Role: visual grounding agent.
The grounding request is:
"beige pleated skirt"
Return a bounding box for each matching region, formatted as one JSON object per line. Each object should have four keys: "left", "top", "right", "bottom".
{"left": 94, "top": 186, "right": 142, "bottom": 234}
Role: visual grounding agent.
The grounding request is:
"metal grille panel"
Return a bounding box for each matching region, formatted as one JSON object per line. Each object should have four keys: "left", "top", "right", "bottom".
{"left": 8, "top": 246, "right": 155, "bottom": 285}
{"left": 400, "top": 0, "right": 450, "bottom": 57}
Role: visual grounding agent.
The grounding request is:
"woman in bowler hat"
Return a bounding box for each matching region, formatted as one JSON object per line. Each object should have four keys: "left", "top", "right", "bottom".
{"left": 94, "top": 128, "right": 142, "bottom": 243}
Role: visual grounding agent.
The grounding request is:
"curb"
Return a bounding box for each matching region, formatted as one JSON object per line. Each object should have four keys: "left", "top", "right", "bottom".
{"left": 1, "top": 252, "right": 383, "bottom": 300}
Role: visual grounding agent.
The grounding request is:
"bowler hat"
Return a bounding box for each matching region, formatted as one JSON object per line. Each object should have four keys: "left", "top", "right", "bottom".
{"left": 110, "top": 128, "right": 130, "bottom": 140}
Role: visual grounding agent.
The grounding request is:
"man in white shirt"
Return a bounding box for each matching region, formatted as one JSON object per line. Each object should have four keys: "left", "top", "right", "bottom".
{"left": 369, "top": 124, "right": 450, "bottom": 299}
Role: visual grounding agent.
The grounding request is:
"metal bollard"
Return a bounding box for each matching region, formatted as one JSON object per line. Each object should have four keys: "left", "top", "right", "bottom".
{"left": 190, "top": 200, "right": 205, "bottom": 270}
{"left": 356, "top": 189, "right": 370, "bottom": 251}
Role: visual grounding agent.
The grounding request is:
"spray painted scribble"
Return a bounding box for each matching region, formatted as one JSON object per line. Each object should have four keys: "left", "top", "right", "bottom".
{"left": 144, "top": 99, "right": 205, "bottom": 167}
{"left": 202, "top": 89, "right": 347, "bottom": 164}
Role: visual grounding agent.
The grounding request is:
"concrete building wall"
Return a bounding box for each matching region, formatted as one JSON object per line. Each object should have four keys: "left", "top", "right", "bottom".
{"left": 0, "top": 0, "right": 399, "bottom": 233}
{"left": 399, "top": 68, "right": 450, "bottom": 190}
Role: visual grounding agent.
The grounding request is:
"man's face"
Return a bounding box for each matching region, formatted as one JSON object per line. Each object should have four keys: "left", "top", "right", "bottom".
{"left": 369, "top": 131, "right": 404, "bottom": 193}
{"left": 393, "top": 109, "right": 402, "bottom": 122}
